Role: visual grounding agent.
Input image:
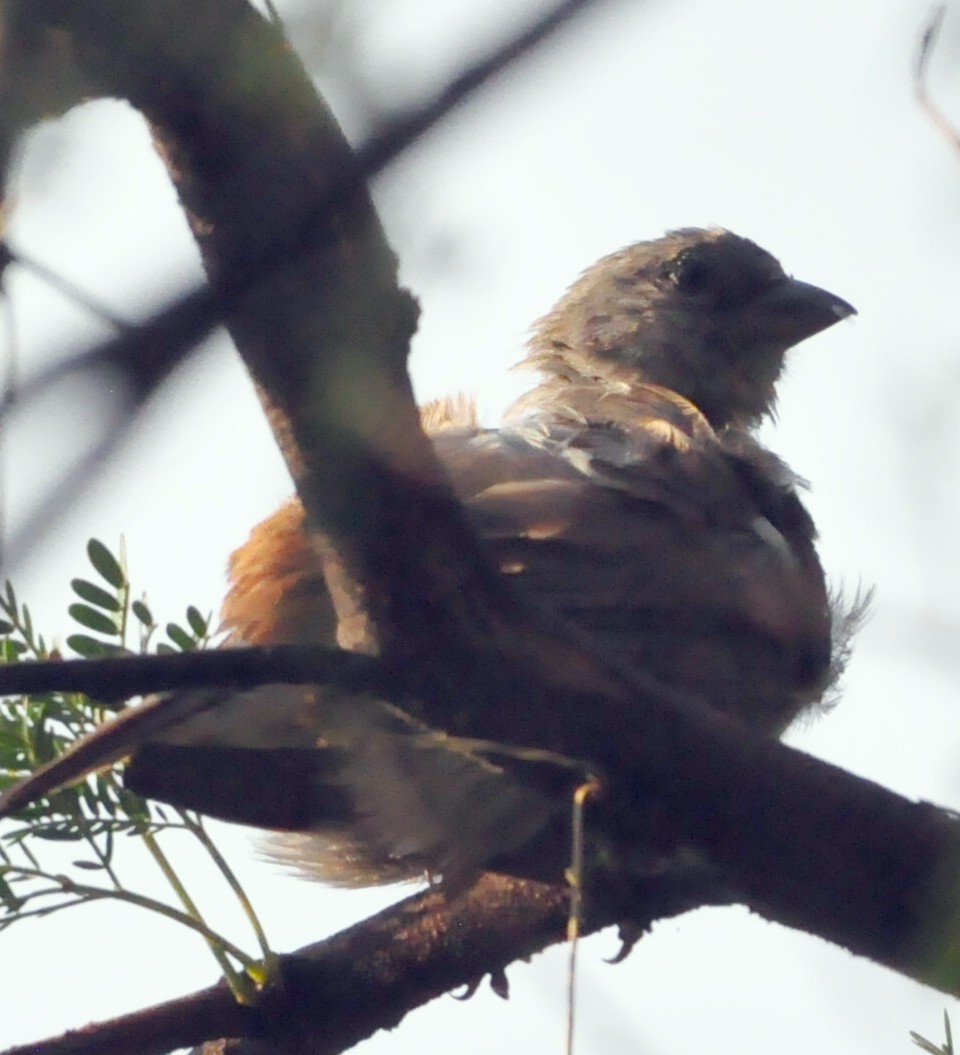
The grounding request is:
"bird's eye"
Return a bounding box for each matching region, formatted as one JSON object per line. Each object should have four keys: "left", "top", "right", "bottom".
{"left": 668, "top": 251, "right": 712, "bottom": 295}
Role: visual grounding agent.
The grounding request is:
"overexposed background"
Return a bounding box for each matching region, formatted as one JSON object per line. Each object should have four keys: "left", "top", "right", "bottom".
{"left": 3, "top": 0, "right": 960, "bottom": 1051}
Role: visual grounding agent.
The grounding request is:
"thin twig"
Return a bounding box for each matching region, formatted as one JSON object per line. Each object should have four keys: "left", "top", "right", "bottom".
{"left": 0, "top": 644, "right": 389, "bottom": 699}
{"left": 0, "top": 862, "right": 257, "bottom": 964}
{"left": 915, "top": 6, "right": 960, "bottom": 154}
{"left": 564, "top": 778, "right": 600, "bottom": 1055}
{"left": 141, "top": 830, "right": 257, "bottom": 1002}
{"left": 186, "top": 814, "right": 276, "bottom": 975}
{"left": 6, "top": 242, "right": 129, "bottom": 330}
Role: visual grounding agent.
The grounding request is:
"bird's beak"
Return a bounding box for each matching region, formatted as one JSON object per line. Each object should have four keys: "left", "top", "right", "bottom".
{"left": 751, "top": 276, "right": 856, "bottom": 348}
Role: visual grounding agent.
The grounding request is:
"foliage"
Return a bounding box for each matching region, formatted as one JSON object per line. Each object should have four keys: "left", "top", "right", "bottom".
{"left": 913, "top": 1012, "right": 955, "bottom": 1055}
{"left": 0, "top": 539, "right": 273, "bottom": 1002}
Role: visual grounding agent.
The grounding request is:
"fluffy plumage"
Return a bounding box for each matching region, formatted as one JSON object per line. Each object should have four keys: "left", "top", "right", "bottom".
{"left": 0, "top": 228, "right": 858, "bottom": 886}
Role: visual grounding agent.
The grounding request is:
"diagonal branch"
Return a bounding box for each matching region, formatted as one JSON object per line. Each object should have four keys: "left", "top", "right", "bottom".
{"left": 0, "top": 0, "right": 613, "bottom": 571}
{"left": 0, "top": 876, "right": 579, "bottom": 1055}
{"left": 5, "top": 7, "right": 960, "bottom": 1055}
{"left": 0, "top": 869, "right": 734, "bottom": 1055}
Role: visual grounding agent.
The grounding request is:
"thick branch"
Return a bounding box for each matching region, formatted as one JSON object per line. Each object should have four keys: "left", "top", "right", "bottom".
{"left": 0, "top": 0, "right": 611, "bottom": 572}
{"left": 0, "top": 876, "right": 578, "bottom": 1055}
{"left": 7, "top": 8, "right": 960, "bottom": 1055}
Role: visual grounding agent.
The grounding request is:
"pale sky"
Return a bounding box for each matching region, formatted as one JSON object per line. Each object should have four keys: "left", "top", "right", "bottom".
{"left": 3, "top": 1, "right": 960, "bottom": 1052}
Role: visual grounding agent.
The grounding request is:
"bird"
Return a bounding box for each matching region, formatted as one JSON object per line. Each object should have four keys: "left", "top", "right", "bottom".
{"left": 0, "top": 227, "right": 858, "bottom": 886}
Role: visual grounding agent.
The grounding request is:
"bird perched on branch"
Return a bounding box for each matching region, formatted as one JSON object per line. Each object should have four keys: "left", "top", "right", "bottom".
{"left": 0, "top": 227, "right": 858, "bottom": 886}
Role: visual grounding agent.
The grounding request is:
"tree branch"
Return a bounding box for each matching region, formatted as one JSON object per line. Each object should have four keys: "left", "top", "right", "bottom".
{"left": 5, "top": 4, "right": 960, "bottom": 1054}
{"left": 0, "top": 0, "right": 612, "bottom": 571}
{"left": 915, "top": 6, "right": 960, "bottom": 155}
{"left": 0, "top": 877, "right": 579, "bottom": 1055}
{"left": 0, "top": 646, "right": 388, "bottom": 701}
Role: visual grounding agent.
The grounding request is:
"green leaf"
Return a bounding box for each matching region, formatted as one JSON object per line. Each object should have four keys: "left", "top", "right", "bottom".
{"left": 87, "top": 539, "right": 125, "bottom": 590}
{"left": 31, "top": 724, "right": 63, "bottom": 765}
{"left": 66, "top": 633, "right": 111, "bottom": 658}
{"left": 70, "top": 579, "right": 120, "bottom": 612}
{"left": 31, "top": 825, "right": 87, "bottom": 843}
{"left": 84, "top": 779, "right": 113, "bottom": 818}
{"left": 166, "top": 623, "right": 196, "bottom": 652}
{"left": 91, "top": 693, "right": 130, "bottom": 713}
{"left": 0, "top": 619, "right": 14, "bottom": 635}
{"left": 68, "top": 604, "right": 117, "bottom": 637}
{"left": 0, "top": 639, "right": 27, "bottom": 660}
{"left": 2, "top": 581, "right": 17, "bottom": 616}
{"left": 0, "top": 725, "right": 29, "bottom": 756}
{"left": 186, "top": 606, "right": 208, "bottom": 638}
{"left": 0, "top": 872, "right": 23, "bottom": 913}
{"left": 131, "top": 600, "right": 154, "bottom": 627}
{"left": 117, "top": 785, "right": 149, "bottom": 823}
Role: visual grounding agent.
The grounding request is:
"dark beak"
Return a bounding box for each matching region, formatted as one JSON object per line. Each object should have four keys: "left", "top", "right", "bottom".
{"left": 751, "top": 276, "right": 856, "bottom": 348}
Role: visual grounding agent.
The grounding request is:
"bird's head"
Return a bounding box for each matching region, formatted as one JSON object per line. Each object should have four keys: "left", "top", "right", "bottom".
{"left": 526, "top": 227, "right": 855, "bottom": 430}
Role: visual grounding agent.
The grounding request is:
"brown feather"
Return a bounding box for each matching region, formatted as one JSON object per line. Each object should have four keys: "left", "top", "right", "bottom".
{"left": 0, "top": 228, "right": 860, "bottom": 887}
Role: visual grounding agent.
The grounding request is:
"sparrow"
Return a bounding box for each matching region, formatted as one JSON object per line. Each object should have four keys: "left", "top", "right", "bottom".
{"left": 0, "top": 228, "right": 857, "bottom": 886}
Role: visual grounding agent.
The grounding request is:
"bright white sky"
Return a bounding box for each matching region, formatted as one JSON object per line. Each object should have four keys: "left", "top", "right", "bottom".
{"left": 3, "top": 0, "right": 960, "bottom": 1052}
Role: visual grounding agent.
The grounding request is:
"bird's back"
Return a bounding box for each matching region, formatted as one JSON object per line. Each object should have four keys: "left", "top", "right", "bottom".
{"left": 224, "top": 385, "right": 833, "bottom": 737}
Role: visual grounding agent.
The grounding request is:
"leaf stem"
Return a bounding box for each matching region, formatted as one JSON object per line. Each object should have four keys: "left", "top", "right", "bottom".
{"left": 186, "top": 814, "right": 275, "bottom": 978}
{"left": 142, "top": 830, "right": 259, "bottom": 1003}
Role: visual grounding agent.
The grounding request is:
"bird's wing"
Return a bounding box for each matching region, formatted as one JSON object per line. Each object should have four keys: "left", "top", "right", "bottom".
{"left": 0, "top": 384, "right": 831, "bottom": 882}
{"left": 221, "top": 393, "right": 481, "bottom": 647}
{"left": 441, "top": 382, "right": 833, "bottom": 733}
